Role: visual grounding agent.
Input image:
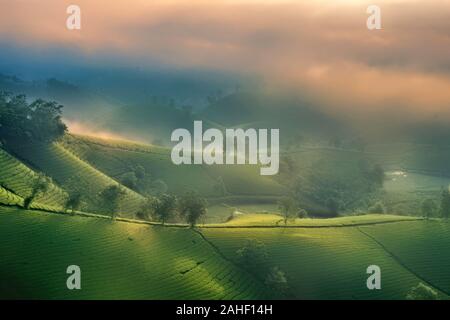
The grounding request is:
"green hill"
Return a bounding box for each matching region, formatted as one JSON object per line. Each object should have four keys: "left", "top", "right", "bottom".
{"left": 60, "top": 134, "right": 287, "bottom": 199}
{"left": 0, "top": 205, "right": 268, "bottom": 299}
{"left": 0, "top": 147, "right": 68, "bottom": 211}
{"left": 1, "top": 205, "right": 449, "bottom": 299}
{"left": 5, "top": 141, "right": 145, "bottom": 217}
{"left": 201, "top": 215, "right": 450, "bottom": 300}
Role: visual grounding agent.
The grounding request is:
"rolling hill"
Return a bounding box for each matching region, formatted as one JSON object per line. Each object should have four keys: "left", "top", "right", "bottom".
{"left": 0, "top": 206, "right": 268, "bottom": 299}
{"left": 4, "top": 141, "right": 146, "bottom": 217}
{"left": 200, "top": 215, "right": 450, "bottom": 300}
{"left": 60, "top": 134, "right": 287, "bottom": 200}
{"left": 0, "top": 147, "right": 68, "bottom": 211}
{"left": 1, "top": 204, "right": 449, "bottom": 300}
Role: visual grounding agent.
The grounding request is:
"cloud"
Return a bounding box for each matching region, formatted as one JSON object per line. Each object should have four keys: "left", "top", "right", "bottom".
{"left": 1, "top": 0, "right": 449, "bottom": 118}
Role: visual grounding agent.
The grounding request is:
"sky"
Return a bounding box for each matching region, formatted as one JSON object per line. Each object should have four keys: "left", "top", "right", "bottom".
{"left": 0, "top": 0, "right": 449, "bottom": 120}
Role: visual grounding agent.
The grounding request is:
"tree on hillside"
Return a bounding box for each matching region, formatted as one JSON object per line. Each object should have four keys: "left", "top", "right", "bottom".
{"left": 136, "top": 197, "right": 153, "bottom": 221}
{"left": 24, "top": 174, "right": 52, "bottom": 209}
{"left": 152, "top": 194, "right": 178, "bottom": 224}
{"left": 134, "top": 165, "right": 146, "bottom": 180}
{"left": 265, "top": 266, "right": 289, "bottom": 296}
{"left": 369, "top": 164, "right": 385, "bottom": 187}
{"left": 277, "top": 196, "right": 298, "bottom": 225}
{"left": 325, "top": 197, "right": 340, "bottom": 216}
{"left": 236, "top": 239, "right": 268, "bottom": 272}
{"left": 99, "top": 185, "right": 126, "bottom": 219}
{"left": 65, "top": 192, "right": 82, "bottom": 214}
{"left": 368, "top": 201, "right": 386, "bottom": 214}
{"left": 406, "top": 283, "right": 438, "bottom": 300}
{"left": 421, "top": 198, "right": 437, "bottom": 219}
{"left": 178, "top": 191, "right": 207, "bottom": 227}
{"left": 0, "top": 92, "right": 67, "bottom": 145}
{"left": 439, "top": 188, "right": 450, "bottom": 219}
{"left": 297, "top": 208, "right": 308, "bottom": 219}
{"left": 120, "top": 172, "right": 138, "bottom": 190}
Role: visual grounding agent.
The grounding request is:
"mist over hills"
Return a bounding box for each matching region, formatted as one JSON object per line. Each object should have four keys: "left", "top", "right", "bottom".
{"left": 1, "top": 69, "right": 450, "bottom": 148}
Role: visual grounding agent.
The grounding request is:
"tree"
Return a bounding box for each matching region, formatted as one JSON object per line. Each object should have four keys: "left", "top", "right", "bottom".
{"left": 99, "top": 185, "right": 125, "bottom": 219}
{"left": 406, "top": 283, "right": 438, "bottom": 300}
{"left": 0, "top": 92, "right": 67, "bottom": 144}
{"left": 369, "top": 164, "right": 385, "bottom": 187}
{"left": 325, "top": 197, "right": 340, "bottom": 216}
{"left": 439, "top": 189, "right": 450, "bottom": 219}
{"left": 178, "top": 191, "right": 207, "bottom": 227}
{"left": 120, "top": 172, "right": 138, "bottom": 190}
{"left": 265, "top": 266, "right": 289, "bottom": 296}
{"left": 297, "top": 208, "right": 308, "bottom": 219}
{"left": 277, "top": 196, "right": 298, "bottom": 225}
{"left": 368, "top": 201, "right": 386, "bottom": 214}
{"left": 24, "top": 174, "right": 52, "bottom": 209}
{"left": 136, "top": 197, "right": 153, "bottom": 221}
{"left": 65, "top": 192, "right": 82, "bottom": 214}
{"left": 152, "top": 194, "right": 178, "bottom": 224}
{"left": 236, "top": 239, "right": 268, "bottom": 271}
{"left": 134, "top": 165, "right": 146, "bottom": 180}
{"left": 421, "top": 198, "right": 437, "bottom": 219}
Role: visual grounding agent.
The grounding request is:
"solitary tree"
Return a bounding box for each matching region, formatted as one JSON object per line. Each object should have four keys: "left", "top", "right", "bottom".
{"left": 134, "top": 165, "right": 146, "bottom": 180}
{"left": 368, "top": 201, "right": 386, "bottom": 214}
{"left": 65, "top": 192, "right": 82, "bottom": 214}
{"left": 325, "top": 197, "right": 340, "bottom": 216}
{"left": 277, "top": 196, "right": 298, "bottom": 225}
{"left": 152, "top": 194, "right": 178, "bottom": 224}
{"left": 370, "top": 164, "right": 385, "bottom": 187}
{"left": 236, "top": 239, "right": 268, "bottom": 272}
{"left": 120, "top": 172, "right": 138, "bottom": 190}
{"left": 24, "top": 174, "right": 52, "bottom": 209}
{"left": 265, "top": 266, "right": 289, "bottom": 296}
{"left": 439, "top": 189, "right": 450, "bottom": 219}
{"left": 136, "top": 197, "right": 153, "bottom": 221}
{"left": 421, "top": 198, "right": 437, "bottom": 219}
{"left": 178, "top": 191, "right": 207, "bottom": 227}
{"left": 99, "top": 185, "right": 125, "bottom": 219}
{"left": 406, "top": 283, "right": 438, "bottom": 300}
{"left": 297, "top": 208, "right": 308, "bottom": 219}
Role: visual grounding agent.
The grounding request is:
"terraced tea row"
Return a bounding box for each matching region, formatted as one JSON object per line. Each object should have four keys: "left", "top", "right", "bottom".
{"left": 0, "top": 206, "right": 268, "bottom": 299}
{"left": 360, "top": 220, "right": 450, "bottom": 296}
{"left": 7, "top": 142, "right": 145, "bottom": 217}
{"left": 61, "top": 134, "right": 286, "bottom": 198}
{"left": 201, "top": 222, "right": 449, "bottom": 299}
{"left": 0, "top": 148, "right": 68, "bottom": 209}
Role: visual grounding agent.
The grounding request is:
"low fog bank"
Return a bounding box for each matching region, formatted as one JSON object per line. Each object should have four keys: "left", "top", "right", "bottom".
{"left": 1, "top": 68, "right": 450, "bottom": 148}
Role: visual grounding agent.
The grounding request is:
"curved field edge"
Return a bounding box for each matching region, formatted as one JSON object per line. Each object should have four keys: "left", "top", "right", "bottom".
{"left": 0, "top": 206, "right": 268, "bottom": 300}
{"left": 201, "top": 213, "right": 423, "bottom": 228}
{"left": 5, "top": 142, "right": 145, "bottom": 217}
{"left": 359, "top": 221, "right": 450, "bottom": 297}
{"left": 200, "top": 221, "right": 450, "bottom": 300}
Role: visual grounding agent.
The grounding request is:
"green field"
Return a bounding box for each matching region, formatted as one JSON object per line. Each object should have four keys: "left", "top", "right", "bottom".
{"left": 1, "top": 203, "right": 449, "bottom": 299}
{"left": 0, "top": 206, "right": 268, "bottom": 299}
{"left": 0, "top": 148, "right": 68, "bottom": 210}
{"left": 1, "top": 133, "right": 450, "bottom": 300}
{"left": 61, "top": 134, "right": 286, "bottom": 199}
{"left": 4, "top": 141, "right": 145, "bottom": 217}
{"left": 201, "top": 217, "right": 450, "bottom": 299}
